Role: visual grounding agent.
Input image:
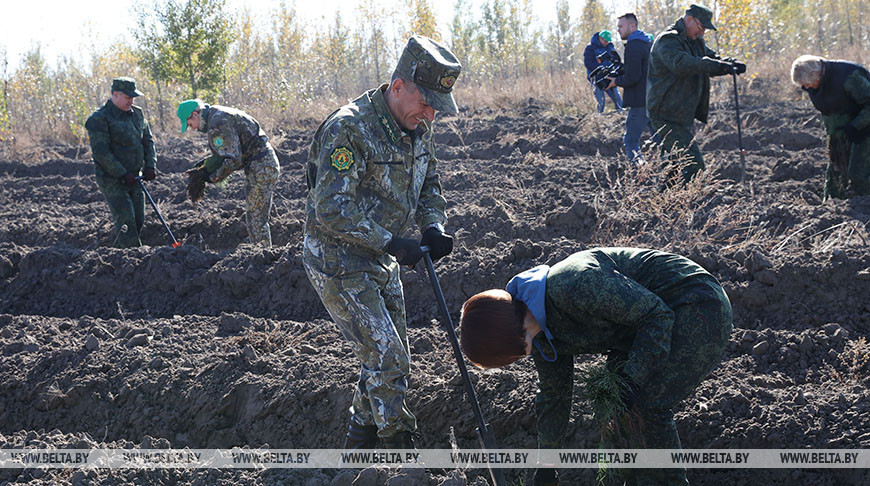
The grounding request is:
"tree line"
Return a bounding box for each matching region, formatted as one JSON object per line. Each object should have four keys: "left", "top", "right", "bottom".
{"left": 0, "top": 0, "right": 867, "bottom": 145}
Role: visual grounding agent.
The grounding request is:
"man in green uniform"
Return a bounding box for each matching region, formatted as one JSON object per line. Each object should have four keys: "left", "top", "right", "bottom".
{"left": 303, "top": 35, "right": 461, "bottom": 450}
{"left": 792, "top": 54, "right": 870, "bottom": 200}
{"left": 84, "top": 77, "right": 157, "bottom": 248}
{"left": 647, "top": 4, "right": 746, "bottom": 184}
{"left": 177, "top": 100, "right": 280, "bottom": 246}
{"left": 460, "top": 248, "right": 733, "bottom": 485}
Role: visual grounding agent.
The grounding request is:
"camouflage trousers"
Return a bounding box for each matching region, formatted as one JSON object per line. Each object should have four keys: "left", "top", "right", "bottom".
{"left": 302, "top": 233, "right": 416, "bottom": 438}
{"left": 825, "top": 132, "right": 870, "bottom": 201}
{"left": 603, "top": 284, "right": 733, "bottom": 486}
{"left": 650, "top": 119, "right": 705, "bottom": 185}
{"left": 96, "top": 175, "right": 145, "bottom": 248}
{"left": 243, "top": 145, "right": 280, "bottom": 246}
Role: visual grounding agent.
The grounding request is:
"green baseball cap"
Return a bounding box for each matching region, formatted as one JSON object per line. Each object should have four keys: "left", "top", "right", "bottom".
{"left": 177, "top": 99, "right": 202, "bottom": 133}
{"left": 600, "top": 30, "right": 612, "bottom": 42}
{"left": 687, "top": 4, "right": 717, "bottom": 30}
{"left": 111, "top": 77, "right": 143, "bottom": 97}
{"left": 394, "top": 35, "right": 462, "bottom": 114}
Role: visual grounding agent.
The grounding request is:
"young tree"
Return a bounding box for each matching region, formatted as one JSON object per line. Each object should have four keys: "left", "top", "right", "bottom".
{"left": 547, "top": 0, "right": 576, "bottom": 72}
{"left": 717, "top": 0, "right": 760, "bottom": 60}
{"left": 357, "top": 0, "right": 394, "bottom": 84}
{"left": 578, "top": 0, "right": 610, "bottom": 43}
{"left": 135, "top": 0, "right": 235, "bottom": 99}
{"left": 0, "top": 47, "right": 10, "bottom": 143}
{"left": 448, "top": 1, "right": 478, "bottom": 76}
{"left": 133, "top": 3, "right": 173, "bottom": 128}
{"left": 505, "top": 0, "right": 542, "bottom": 77}
{"left": 407, "top": 0, "right": 440, "bottom": 40}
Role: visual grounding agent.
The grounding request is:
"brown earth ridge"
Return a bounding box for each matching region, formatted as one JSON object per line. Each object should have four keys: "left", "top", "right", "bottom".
{"left": 0, "top": 92, "right": 869, "bottom": 485}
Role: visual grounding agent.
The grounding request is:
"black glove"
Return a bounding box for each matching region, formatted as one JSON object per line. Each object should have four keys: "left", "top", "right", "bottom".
{"left": 732, "top": 61, "right": 747, "bottom": 75}
{"left": 385, "top": 237, "right": 423, "bottom": 266}
{"left": 716, "top": 61, "right": 734, "bottom": 76}
{"left": 121, "top": 172, "right": 138, "bottom": 185}
{"left": 534, "top": 468, "right": 559, "bottom": 486}
{"left": 143, "top": 167, "right": 157, "bottom": 181}
{"left": 842, "top": 123, "right": 865, "bottom": 144}
{"left": 619, "top": 377, "right": 641, "bottom": 410}
{"left": 420, "top": 227, "right": 453, "bottom": 261}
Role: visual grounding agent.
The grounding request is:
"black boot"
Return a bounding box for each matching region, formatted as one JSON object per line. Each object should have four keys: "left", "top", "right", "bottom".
{"left": 381, "top": 430, "right": 416, "bottom": 450}
{"left": 343, "top": 422, "right": 378, "bottom": 451}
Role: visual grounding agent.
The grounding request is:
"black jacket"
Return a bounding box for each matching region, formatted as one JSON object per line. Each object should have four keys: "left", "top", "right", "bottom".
{"left": 614, "top": 30, "right": 652, "bottom": 108}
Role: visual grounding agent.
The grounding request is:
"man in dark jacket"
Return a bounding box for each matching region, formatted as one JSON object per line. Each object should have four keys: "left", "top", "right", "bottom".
{"left": 584, "top": 30, "right": 623, "bottom": 113}
{"left": 792, "top": 55, "right": 870, "bottom": 200}
{"left": 647, "top": 4, "right": 746, "bottom": 184}
{"left": 84, "top": 77, "right": 157, "bottom": 248}
{"left": 607, "top": 13, "right": 654, "bottom": 163}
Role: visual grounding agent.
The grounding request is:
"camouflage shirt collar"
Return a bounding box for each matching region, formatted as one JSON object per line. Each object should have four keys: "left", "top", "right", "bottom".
{"left": 370, "top": 85, "right": 405, "bottom": 146}
{"left": 198, "top": 104, "right": 212, "bottom": 133}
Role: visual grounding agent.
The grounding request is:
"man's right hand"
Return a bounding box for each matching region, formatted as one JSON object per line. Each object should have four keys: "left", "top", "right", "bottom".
{"left": 385, "top": 237, "right": 423, "bottom": 266}
{"left": 534, "top": 468, "right": 559, "bottom": 486}
{"left": 121, "top": 173, "right": 138, "bottom": 185}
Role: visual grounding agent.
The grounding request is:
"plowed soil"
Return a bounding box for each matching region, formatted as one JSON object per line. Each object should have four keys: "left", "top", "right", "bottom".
{"left": 1, "top": 88, "right": 869, "bottom": 485}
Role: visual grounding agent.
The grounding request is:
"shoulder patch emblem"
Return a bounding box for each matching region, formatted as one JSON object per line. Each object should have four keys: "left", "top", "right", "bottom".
{"left": 330, "top": 146, "right": 354, "bottom": 171}
{"left": 213, "top": 136, "right": 224, "bottom": 148}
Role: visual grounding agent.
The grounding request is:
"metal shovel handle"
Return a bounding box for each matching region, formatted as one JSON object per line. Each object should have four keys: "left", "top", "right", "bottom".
{"left": 420, "top": 246, "right": 507, "bottom": 486}
{"left": 137, "top": 178, "right": 181, "bottom": 248}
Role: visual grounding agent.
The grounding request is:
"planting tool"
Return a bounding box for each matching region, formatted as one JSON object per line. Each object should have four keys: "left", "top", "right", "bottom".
{"left": 419, "top": 246, "right": 507, "bottom": 486}
{"left": 137, "top": 178, "right": 181, "bottom": 248}
{"left": 730, "top": 63, "right": 751, "bottom": 194}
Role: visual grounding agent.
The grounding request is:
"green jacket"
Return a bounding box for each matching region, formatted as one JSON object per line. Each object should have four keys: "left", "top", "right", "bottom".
{"left": 531, "top": 248, "right": 726, "bottom": 448}
{"left": 84, "top": 100, "right": 156, "bottom": 180}
{"left": 647, "top": 19, "right": 727, "bottom": 125}
{"left": 304, "top": 85, "right": 446, "bottom": 253}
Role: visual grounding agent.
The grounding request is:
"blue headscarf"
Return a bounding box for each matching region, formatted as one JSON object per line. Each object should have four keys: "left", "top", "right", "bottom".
{"left": 506, "top": 265, "right": 558, "bottom": 362}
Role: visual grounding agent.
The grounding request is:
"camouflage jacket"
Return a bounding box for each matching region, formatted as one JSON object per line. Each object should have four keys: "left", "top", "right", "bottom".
{"left": 304, "top": 85, "right": 447, "bottom": 254}
{"left": 84, "top": 100, "right": 156, "bottom": 180}
{"left": 531, "top": 248, "right": 725, "bottom": 448}
{"left": 647, "top": 19, "right": 727, "bottom": 125}
{"left": 198, "top": 104, "right": 270, "bottom": 183}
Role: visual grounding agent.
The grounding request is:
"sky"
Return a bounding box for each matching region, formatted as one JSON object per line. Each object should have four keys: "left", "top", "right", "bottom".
{"left": 1, "top": 0, "right": 633, "bottom": 73}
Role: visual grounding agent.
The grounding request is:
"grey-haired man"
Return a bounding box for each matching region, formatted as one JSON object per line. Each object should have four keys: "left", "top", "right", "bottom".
{"left": 303, "top": 35, "right": 461, "bottom": 450}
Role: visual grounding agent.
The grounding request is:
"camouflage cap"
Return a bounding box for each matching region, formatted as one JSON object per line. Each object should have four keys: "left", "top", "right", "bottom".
{"left": 394, "top": 35, "right": 462, "bottom": 114}
{"left": 111, "top": 77, "right": 144, "bottom": 97}
{"left": 686, "top": 4, "right": 716, "bottom": 31}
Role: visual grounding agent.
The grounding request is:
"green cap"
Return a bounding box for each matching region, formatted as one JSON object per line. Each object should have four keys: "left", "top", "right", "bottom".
{"left": 686, "top": 4, "right": 717, "bottom": 30}
{"left": 394, "top": 35, "right": 462, "bottom": 114}
{"left": 111, "top": 77, "right": 143, "bottom": 97}
{"left": 177, "top": 99, "right": 202, "bottom": 133}
{"left": 599, "top": 30, "right": 612, "bottom": 43}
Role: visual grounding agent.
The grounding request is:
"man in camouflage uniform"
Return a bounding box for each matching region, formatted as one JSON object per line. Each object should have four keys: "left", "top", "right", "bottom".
{"left": 792, "top": 55, "right": 870, "bottom": 200}
{"left": 303, "top": 36, "right": 461, "bottom": 450}
{"left": 177, "top": 100, "right": 280, "bottom": 246}
{"left": 647, "top": 4, "right": 746, "bottom": 184}
{"left": 85, "top": 77, "right": 157, "bottom": 248}
{"left": 460, "top": 248, "right": 733, "bottom": 486}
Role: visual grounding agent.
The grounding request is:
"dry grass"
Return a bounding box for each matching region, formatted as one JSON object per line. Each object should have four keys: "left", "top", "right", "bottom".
{"left": 588, "top": 140, "right": 760, "bottom": 255}
{"left": 1, "top": 47, "right": 868, "bottom": 154}
{"left": 839, "top": 337, "right": 870, "bottom": 383}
